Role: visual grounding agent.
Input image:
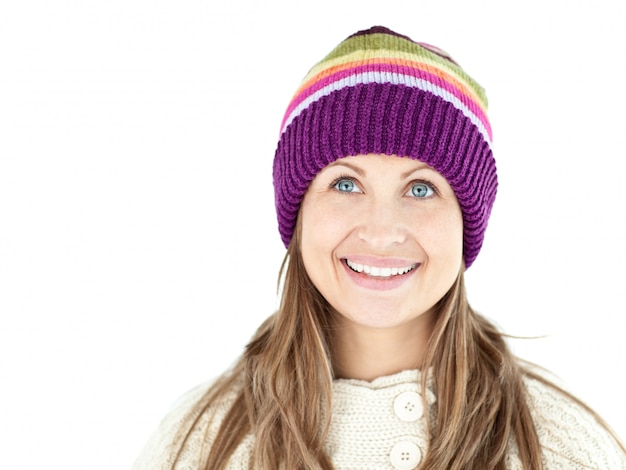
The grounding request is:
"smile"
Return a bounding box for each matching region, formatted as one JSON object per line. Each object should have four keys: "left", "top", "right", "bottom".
{"left": 345, "top": 259, "right": 417, "bottom": 277}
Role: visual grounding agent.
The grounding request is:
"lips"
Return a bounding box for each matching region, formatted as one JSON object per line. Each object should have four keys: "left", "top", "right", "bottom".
{"left": 345, "top": 259, "right": 417, "bottom": 277}
{"left": 341, "top": 257, "right": 420, "bottom": 291}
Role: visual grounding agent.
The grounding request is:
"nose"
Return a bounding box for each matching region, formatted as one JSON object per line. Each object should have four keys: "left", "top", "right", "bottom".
{"left": 356, "top": 199, "right": 407, "bottom": 249}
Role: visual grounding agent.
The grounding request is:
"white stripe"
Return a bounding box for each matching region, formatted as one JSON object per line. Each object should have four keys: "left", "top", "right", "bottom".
{"left": 280, "top": 71, "right": 491, "bottom": 145}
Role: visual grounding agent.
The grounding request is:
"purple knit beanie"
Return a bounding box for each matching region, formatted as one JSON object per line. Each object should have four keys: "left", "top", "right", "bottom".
{"left": 273, "top": 26, "right": 497, "bottom": 268}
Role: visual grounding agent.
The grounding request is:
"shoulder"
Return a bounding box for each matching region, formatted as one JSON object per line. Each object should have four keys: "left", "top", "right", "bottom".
{"left": 522, "top": 372, "right": 626, "bottom": 469}
{"left": 131, "top": 375, "right": 247, "bottom": 470}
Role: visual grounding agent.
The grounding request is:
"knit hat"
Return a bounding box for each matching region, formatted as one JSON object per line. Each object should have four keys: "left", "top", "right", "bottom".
{"left": 273, "top": 26, "right": 497, "bottom": 268}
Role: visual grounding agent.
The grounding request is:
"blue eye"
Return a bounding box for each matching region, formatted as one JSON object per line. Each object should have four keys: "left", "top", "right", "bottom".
{"left": 333, "top": 178, "right": 361, "bottom": 193}
{"left": 410, "top": 182, "right": 435, "bottom": 198}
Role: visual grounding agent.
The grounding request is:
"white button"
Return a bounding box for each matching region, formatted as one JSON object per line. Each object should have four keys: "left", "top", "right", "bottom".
{"left": 390, "top": 441, "right": 421, "bottom": 469}
{"left": 393, "top": 391, "right": 423, "bottom": 422}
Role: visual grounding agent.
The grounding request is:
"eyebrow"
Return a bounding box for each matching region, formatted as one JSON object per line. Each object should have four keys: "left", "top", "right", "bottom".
{"left": 327, "top": 159, "right": 433, "bottom": 179}
{"left": 327, "top": 160, "right": 366, "bottom": 176}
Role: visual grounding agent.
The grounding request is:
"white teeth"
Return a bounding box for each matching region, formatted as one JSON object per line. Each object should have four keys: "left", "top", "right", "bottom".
{"left": 345, "top": 259, "right": 416, "bottom": 277}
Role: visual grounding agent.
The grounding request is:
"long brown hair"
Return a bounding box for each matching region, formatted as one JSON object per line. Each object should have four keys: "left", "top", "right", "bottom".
{"left": 171, "top": 222, "right": 624, "bottom": 469}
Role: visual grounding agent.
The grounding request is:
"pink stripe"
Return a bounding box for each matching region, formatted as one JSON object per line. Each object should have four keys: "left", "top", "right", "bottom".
{"left": 283, "top": 62, "right": 490, "bottom": 136}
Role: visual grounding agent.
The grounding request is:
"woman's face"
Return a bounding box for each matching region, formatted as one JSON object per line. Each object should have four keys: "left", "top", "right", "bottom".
{"left": 300, "top": 154, "right": 463, "bottom": 330}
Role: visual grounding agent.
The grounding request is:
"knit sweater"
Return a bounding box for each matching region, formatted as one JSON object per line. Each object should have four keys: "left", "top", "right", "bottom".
{"left": 132, "top": 369, "right": 626, "bottom": 469}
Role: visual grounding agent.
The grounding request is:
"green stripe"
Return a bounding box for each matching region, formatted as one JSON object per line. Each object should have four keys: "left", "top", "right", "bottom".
{"left": 318, "top": 31, "right": 487, "bottom": 107}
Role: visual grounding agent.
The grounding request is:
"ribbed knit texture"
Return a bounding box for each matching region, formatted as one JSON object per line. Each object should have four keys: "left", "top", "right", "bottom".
{"left": 273, "top": 26, "right": 497, "bottom": 268}
{"left": 131, "top": 370, "right": 626, "bottom": 469}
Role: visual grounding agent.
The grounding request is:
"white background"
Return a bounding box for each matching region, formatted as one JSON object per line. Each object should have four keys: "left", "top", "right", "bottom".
{"left": 1, "top": 1, "right": 625, "bottom": 468}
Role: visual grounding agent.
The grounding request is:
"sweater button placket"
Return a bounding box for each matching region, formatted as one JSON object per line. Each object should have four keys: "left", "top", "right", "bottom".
{"left": 389, "top": 391, "right": 423, "bottom": 469}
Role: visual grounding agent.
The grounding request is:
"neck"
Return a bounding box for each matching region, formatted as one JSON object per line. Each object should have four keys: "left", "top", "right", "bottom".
{"left": 329, "top": 310, "right": 436, "bottom": 382}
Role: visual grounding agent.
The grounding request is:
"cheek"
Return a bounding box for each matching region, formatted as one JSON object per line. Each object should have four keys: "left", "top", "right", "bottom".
{"left": 300, "top": 199, "right": 325, "bottom": 257}
{"left": 420, "top": 206, "right": 464, "bottom": 261}
{"left": 446, "top": 211, "right": 464, "bottom": 255}
{"left": 301, "top": 198, "right": 355, "bottom": 252}
{"left": 299, "top": 199, "right": 339, "bottom": 280}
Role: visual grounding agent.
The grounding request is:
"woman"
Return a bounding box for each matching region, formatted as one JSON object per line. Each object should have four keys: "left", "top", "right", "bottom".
{"left": 132, "top": 25, "right": 626, "bottom": 469}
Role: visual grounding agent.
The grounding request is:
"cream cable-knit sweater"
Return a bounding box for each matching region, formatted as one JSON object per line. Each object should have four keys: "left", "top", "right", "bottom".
{"left": 132, "top": 369, "right": 626, "bottom": 469}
